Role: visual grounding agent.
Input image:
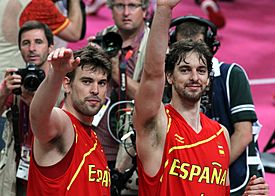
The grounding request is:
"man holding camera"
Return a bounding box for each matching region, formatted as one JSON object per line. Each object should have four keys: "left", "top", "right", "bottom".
{"left": 0, "top": 21, "right": 55, "bottom": 196}
{"left": 0, "top": 0, "right": 85, "bottom": 82}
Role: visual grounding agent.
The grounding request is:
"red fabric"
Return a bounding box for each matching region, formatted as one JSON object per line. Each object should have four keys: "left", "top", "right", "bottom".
{"left": 19, "top": 0, "right": 69, "bottom": 35}
{"left": 5, "top": 94, "right": 13, "bottom": 109}
{"left": 138, "top": 104, "right": 230, "bottom": 196}
{"left": 226, "top": 185, "right": 230, "bottom": 195}
{"left": 37, "top": 141, "right": 75, "bottom": 179}
{"left": 27, "top": 111, "right": 110, "bottom": 196}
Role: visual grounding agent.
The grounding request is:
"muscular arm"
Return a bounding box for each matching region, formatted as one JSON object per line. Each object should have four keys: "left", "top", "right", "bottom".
{"left": 20, "top": 1, "right": 83, "bottom": 42}
{"left": 134, "top": 5, "right": 171, "bottom": 132}
{"left": 230, "top": 121, "right": 253, "bottom": 164}
{"left": 229, "top": 65, "right": 255, "bottom": 165}
{"left": 57, "top": 0, "right": 83, "bottom": 41}
{"left": 30, "top": 49, "right": 80, "bottom": 166}
{"left": 133, "top": 0, "right": 179, "bottom": 176}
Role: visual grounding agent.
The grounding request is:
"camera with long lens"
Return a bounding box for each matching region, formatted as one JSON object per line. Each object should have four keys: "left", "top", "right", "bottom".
{"left": 92, "top": 32, "right": 123, "bottom": 58}
{"left": 12, "top": 63, "right": 45, "bottom": 95}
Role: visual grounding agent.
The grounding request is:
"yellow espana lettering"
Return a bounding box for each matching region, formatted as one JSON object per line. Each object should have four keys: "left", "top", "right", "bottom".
{"left": 211, "top": 167, "right": 222, "bottom": 184}
{"left": 219, "top": 170, "right": 227, "bottom": 185}
{"left": 89, "top": 165, "right": 96, "bottom": 182}
{"left": 96, "top": 170, "right": 103, "bottom": 182}
{"left": 169, "top": 159, "right": 181, "bottom": 176}
{"left": 189, "top": 165, "right": 201, "bottom": 181}
{"left": 198, "top": 167, "right": 210, "bottom": 183}
{"left": 179, "top": 162, "right": 190, "bottom": 179}
{"left": 102, "top": 170, "right": 110, "bottom": 187}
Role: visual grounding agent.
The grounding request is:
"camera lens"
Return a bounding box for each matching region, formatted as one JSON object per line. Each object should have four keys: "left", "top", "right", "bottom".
{"left": 93, "top": 32, "right": 123, "bottom": 58}
{"left": 103, "top": 32, "right": 123, "bottom": 57}
{"left": 23, "top": 74, "right": 40, "bottom": 92}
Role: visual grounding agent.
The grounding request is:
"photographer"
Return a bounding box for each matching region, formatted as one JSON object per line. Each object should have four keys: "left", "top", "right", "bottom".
{"left": 0, "top": 0, "right": 85, "bottom": 82}
{"left": 0, "top": 21, "right": 56, "bottom": 196}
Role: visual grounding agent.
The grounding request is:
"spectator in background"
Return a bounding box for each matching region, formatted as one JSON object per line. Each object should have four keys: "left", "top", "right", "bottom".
{"left": 88, "top": 0, "right": 150, "bottom": 194}
{"left": 171, "top": 15, "right": 264, "bottom": 195}
{"left": 0, "top": 21, "right": 55, "bottom": 196}
{"left": 0, "top": 0, "right": 85, "bottom": 81}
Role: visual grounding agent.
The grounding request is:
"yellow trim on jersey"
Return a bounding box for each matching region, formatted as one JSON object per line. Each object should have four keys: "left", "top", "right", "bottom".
{"left": 212, "top": 162, "right": 222, "bottom": 167}
{"left": 67, "top": 127, "right": 98, "bottom": 190}
{"left": 168, "top": 127, "right": 224, "bottom": 154}
{"left": 53, "top": 19, "right": 70, "bottom": 35}
{"left": 166, "top": 109, "right": 172, "bottom": 133}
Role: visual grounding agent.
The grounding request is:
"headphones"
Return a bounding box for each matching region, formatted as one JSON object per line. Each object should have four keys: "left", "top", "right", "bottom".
{"left": 169, "top": 15, "right": 220, "bottom": 54}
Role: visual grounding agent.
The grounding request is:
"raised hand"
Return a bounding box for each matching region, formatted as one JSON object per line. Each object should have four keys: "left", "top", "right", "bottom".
{"left": 48, "top": 47, "right": 80, "bottom": 75}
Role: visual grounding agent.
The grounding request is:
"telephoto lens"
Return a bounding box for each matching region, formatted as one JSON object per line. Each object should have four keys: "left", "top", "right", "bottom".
{"left": 93, "top": 32, "right": 123, "bottom": 58}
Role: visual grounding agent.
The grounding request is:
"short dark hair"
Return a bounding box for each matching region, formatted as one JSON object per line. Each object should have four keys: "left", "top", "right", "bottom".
{"left": 66, "top": 45, "right": 112, "bottom": 82}
{"left": 175, "top": 21, "right": 207, "bottom": 42}
{"left": 174, "top": 19, "right": 220, "bottom": 55}
{"left": 165, "top": 39, "right": 213, "bottom": 75}
{"left": 18, "top": 20, "right": 54, "bottom": 49}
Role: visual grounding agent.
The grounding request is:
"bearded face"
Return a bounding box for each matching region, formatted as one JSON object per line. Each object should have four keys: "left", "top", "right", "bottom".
{"left": 167, "top": 52, "right": 209, "bottom": 104}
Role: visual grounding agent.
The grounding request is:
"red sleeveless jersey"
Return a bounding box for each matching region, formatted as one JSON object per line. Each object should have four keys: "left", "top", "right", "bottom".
{"left": 138, "top": 104, "right": 230, "bottom": 196}
{"left": 27, "top": 111, "right": 110, "bottom": 196}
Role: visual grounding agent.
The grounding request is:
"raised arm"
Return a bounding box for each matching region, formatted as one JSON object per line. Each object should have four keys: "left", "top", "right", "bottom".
{"left": 57, "top": 0, "right": 84, "bottom": 41}
{"left": 134, "top": 0, "right": 179, "bottom": 130}
{"left": 133, "top": 0, "right": 181, "bottom": 176}
{"left": 30, "top": 48, "right": 80, "bottom": 145}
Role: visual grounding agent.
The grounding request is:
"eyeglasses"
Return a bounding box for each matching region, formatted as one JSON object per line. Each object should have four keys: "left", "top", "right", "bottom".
{"left": 112, "top": 3, "right": 142, "bottom": 12}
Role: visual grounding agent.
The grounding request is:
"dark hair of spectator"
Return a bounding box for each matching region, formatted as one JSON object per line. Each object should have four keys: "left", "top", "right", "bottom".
{"left": 18, "top": 20, "right": 54, "bottom": 49}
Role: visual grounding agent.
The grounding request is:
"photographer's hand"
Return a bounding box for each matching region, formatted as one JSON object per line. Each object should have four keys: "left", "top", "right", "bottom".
{"left": 0, "top": 68, "right": 21, "bottom": 114}
{"left": 0, "top": 68, "right": 22, "bottom": 96}
{"left": 87, "top": 35, "right": 96, "bottom": 44}
{"left": 88, "top": 36, "right": 103, "bottom": 50}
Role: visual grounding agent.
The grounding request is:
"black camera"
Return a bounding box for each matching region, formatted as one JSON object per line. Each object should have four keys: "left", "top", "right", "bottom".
{"left": 13, "top": 63, "right": 45, "bottom": 95}
{"left": 93, "top": 32, "right": 123, "bottom": 57}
